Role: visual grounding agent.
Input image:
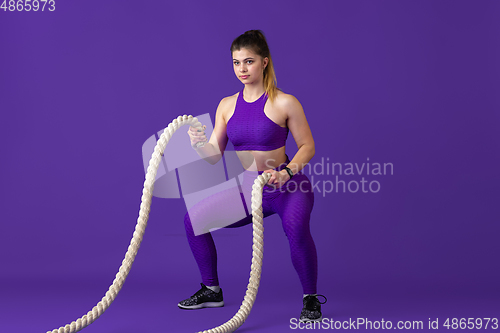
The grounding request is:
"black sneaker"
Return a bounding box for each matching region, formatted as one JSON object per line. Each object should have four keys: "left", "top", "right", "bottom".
{"left": 299, "top": 294, "right": 327, "bottom": 322}
{"left": 178, "top": 283, "right": 224, "bottom": 310}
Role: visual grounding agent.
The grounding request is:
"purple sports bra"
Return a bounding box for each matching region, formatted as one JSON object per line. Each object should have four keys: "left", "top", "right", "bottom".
{"left": 226, "top": 89, "right": 289, "bottom": 151}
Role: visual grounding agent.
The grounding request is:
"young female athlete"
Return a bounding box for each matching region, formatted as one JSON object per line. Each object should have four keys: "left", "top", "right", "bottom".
{"left": 179, "top": 29, "right": 326, "bottom": 322}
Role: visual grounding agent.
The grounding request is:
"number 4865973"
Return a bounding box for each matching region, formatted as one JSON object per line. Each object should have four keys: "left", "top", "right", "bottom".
{"left": 1, "top": 0, "right": 55, "bottom": 12}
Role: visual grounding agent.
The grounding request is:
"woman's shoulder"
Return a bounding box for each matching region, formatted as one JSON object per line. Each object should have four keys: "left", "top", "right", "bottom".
{"left": 215, "top": 92, "right": 239, "bottom": 120}
{"left": 219, "top": 92, "right": 239, "bottom": 108}
{"left": 273, "top": 89, "right": 301, "bottom": 110}
{"left": 224, "top": 91, "right": 240, "bottom": 103}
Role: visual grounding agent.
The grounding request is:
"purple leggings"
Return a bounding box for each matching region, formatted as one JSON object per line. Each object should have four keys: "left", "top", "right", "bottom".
{"left": 183, "top": 159, "right": 317, "bottom": 294}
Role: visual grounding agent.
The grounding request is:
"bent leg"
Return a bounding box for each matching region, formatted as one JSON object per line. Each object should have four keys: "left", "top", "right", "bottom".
{"left": 273, "top": 174, "right": 318, "bottom": 294}
{"left": 184, "top": 184, "right": 275, "bottom": 286}
{"left": 184, "top": 212, "right": 220, "bottom": 286}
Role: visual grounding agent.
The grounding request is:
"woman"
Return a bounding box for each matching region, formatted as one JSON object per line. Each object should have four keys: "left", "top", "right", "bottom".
{"left": 179, "top": 30, "right": 326, "bottom": 322}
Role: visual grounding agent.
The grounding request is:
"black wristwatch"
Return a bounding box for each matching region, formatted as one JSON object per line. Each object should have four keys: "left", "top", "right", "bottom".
{"left": 284, "top": 166, "right": 294, "bottom": 179}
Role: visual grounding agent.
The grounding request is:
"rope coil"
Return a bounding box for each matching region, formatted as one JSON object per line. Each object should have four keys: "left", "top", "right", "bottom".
{"left": 47, "top": 114, "right": 270, "bottom": 333}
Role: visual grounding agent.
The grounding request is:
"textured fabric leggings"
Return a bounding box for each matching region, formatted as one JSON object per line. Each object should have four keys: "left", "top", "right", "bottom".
{"left": 183, "top": 159, "right": 317, "bottom": 294}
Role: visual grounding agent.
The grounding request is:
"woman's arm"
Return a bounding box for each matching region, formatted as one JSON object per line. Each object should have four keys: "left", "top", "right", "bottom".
{"left": 188, "top": 97, "right": 230, "bottom": 165}
{"left": 266, "top": 94, "right": 315, "bottom": 186}
{"left": 284, "top": 94, "right": 315, "bottom": 174}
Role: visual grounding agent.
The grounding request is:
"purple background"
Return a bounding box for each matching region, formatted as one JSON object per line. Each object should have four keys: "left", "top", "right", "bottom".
{"left": 1, "top": 1, "right": 499, "bottom": 332}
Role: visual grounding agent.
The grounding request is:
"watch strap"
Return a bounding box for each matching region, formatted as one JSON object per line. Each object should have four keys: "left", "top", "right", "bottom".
{"left": 284, "top": 166, "right": 294, "bottom": 179}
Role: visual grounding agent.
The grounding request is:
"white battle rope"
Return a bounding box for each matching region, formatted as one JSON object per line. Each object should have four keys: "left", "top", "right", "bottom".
{"left": 48, "top": 115, "right": 271, "bottom": 333}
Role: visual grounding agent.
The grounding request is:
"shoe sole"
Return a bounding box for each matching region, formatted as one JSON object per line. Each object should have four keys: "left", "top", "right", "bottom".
{"left": 178, "top": 301, "right": 224, "bottom": 310}
{"left": 299, "top": 316, "right": 322, "bottom": 323}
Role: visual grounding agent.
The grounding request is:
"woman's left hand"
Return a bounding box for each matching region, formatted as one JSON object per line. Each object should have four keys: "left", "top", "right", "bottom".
{"left": 263, "top": 169, "right": 290, "bottom": 188}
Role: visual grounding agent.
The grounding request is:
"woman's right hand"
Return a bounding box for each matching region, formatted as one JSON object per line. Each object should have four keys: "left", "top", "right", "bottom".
{"left": 187, "top": 124, "right": 208, "bottom": 148}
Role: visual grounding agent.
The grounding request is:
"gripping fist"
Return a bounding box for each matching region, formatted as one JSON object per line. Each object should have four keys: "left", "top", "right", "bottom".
{"left": 263, "top": 169, "right": 291, "bottom": 188}
{"left": 187, "top": 125, "right": 207, "bottom": 148}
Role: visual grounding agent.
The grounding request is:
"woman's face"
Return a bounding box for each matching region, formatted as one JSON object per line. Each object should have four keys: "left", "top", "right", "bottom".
{"left": 232, "top": 48, "right": 268, "bottom": 85}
